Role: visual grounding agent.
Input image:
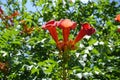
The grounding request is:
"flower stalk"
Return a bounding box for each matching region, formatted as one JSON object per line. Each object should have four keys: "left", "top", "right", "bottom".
{"left": 62, "top": 49, "right": 70, "bottom": 80}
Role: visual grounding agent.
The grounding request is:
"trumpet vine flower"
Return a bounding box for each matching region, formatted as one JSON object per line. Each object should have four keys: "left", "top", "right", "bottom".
{"left": 11, "top": 11, "right": 19, "bottom": 17}
{"left": 73, "top": 23, "right": 95, "bottom": 45}
{"left": 42, "top": 19, "right": 95, "bottom": 80}
{"left": 42, "top": 20, "right": 59, "bottom": 44}
{"left": 58, "top": 19, "right": 77, "bottom": 43}
{"left": 115, "top": 14, "right": 120, "bottom": 22}
{"left": 42, "top": 19, "right": 95, "bottom": 51}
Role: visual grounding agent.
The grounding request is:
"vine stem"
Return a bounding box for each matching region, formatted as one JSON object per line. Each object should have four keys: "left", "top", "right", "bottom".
{"left": 62, "top": 49, "right": 70, "bottom": 80}
{"left": 63, "top": 62, "right": 67, "bottom": 80}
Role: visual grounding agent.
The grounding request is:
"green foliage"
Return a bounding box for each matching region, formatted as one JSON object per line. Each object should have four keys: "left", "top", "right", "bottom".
{"left": 0, "top": 0, "right": 120, "bottom": 79}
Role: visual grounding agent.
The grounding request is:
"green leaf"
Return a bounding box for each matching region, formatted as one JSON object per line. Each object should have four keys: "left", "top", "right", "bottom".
{"left": 88, "top": 39, "right": 97, "bottom": 45}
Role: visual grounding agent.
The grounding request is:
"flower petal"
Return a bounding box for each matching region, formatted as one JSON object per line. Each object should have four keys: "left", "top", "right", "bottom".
{"left": 58, "top": 19, "right": 77, "bottom": 29}
{"left": 73, "top": 28, "right": 86, "bottom": 44}
{"left": 42, "top": 20, "right": 56, "bottom": 30}
{"left": 82, "top": 23, "right": 95, "bottom": 35}
{"left": 62, "top": 28, "right": 70, "bottom": 43}
{"left": 73, "top": 23, "right": 95, "bottom": 44}
{"left": 42, "top": 20, "right": 59, "bottom": 43}
{"left": 58, "top": 19, "right": 77, "bottom": 43}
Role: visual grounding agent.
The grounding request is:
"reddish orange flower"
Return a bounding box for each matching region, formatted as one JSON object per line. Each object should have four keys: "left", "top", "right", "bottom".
{"left": 42, "top": 20, "right": 59, "bottom": 43}
{"left": 67, "top": 40, "right": 77, "bottom": 50}
{"left": 58, "top": 19, "right": 77, "bottom": 43}
{"left": 0, "top": 6, "right": 3, "bottom": 14}
{"left": 4, "top": 11, "right": 19, "bottom": 20}
{"left": 22, "top": 25, "right": 34, "bottom": 34}
{"left": 73, "top": 23, "right": 95, "bottom": 44}
{"left": 42, "top": 20, "right": 95, "bottom": 52}
{"left": 117, "top": 28, "right": 120, "bottom": 33}
{"left": 57, "top": 40, "right": 76, "bottom": 51}
{"left": 56, "top": 41, "right": 64, "bottom": 51}
{"left": 11, "top": 11, "right": 19, "bottom": 17}
{"left": 5, "top": 16, "right": 11, "bottom": 19}
{"left": 115, "top": 14, "right": 120, "bottom": 22}
{"left": 0, "top": 62, "right": 8, "bottom": 73}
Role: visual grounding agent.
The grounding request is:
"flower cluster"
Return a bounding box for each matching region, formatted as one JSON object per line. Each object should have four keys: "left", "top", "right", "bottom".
{"left": 0, "top": 6, "right": 19, "bottom": 28}
{"left": 42, "top": 19, "right": 95, "bottom": 52}
{"left": 20, "top": 24, "right": 35, "bottom": 35}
